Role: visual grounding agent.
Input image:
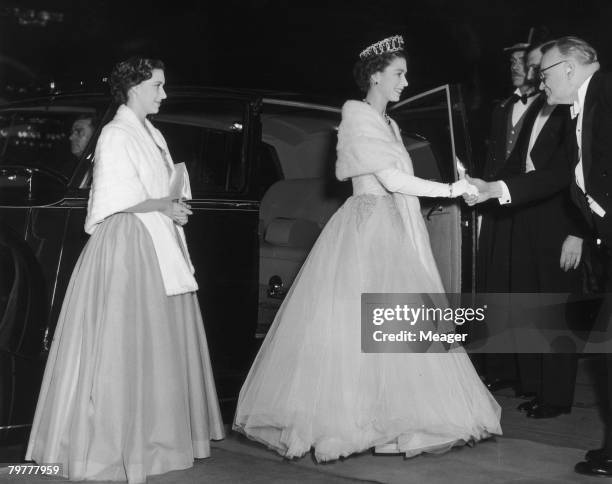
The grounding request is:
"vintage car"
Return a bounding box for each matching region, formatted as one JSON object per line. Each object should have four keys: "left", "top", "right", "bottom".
{"left": 0, "top": 85, "right": 475, "bottom": 445}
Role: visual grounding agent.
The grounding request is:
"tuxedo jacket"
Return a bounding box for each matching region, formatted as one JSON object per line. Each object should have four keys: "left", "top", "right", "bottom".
{"left": 483, "top": 95, "right": 519, "bottom": 179}
{"left": 500, "top": 73, "right": 612, "bottom": 244}
{"left": 499, "top": 95, "right": 584, "bottom": 292}
{"left": 568, "top": 71, "right": 612, "bottom": 245}
{"left": 477, "top": 94, "right": 541, "bottom": 291}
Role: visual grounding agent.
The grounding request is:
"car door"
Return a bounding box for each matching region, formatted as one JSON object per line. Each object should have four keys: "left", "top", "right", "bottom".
{"left": 389, "top": 84, "right": 476, "bottom": 294}
{"left": 0, "top": 97, "right": 107, "bottom": 444}
{"left": 149, "top": 94, "right": 261, "bottom": 408}
{"left": 0, "top": 92, "right": 262, "bottom": 439}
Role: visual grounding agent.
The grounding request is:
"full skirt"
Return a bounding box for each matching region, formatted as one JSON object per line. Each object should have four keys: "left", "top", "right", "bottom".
{"left": 234, "top": 194, "right": 502, "bottom": 461}
{"left": 26, "top": 213, "right": 225, "bottom": 482}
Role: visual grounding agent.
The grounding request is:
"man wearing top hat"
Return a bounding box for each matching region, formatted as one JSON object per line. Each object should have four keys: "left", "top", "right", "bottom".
{"left": 476, "top": 31, "right": 542, "bottom": 392}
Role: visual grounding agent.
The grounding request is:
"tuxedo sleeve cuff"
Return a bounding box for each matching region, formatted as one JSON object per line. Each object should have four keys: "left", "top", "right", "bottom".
{"left": 497, "top": 181, "right": 512, "bottom": 205}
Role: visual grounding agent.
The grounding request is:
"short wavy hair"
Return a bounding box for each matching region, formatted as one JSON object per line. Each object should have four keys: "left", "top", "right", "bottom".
{"left": 109, "top": 57, "right": 165, "bottom": 104}
{"left": 353, "top": 50, "right": 406, "bottom": 94}
{"left": 541, "top": 36, "right": 598, "bottom": 65}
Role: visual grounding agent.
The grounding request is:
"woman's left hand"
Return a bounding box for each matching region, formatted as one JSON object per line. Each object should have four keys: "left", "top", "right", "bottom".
{"left": 162, "top": 198, "right": 192, "bottom": 225}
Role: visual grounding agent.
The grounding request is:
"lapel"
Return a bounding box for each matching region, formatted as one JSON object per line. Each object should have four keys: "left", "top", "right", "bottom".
{"left": 564, "top": 113, "right": 589, "bottom": 220}
{"left": 570, "top": 181, "right": 593, "bottom": 226}
{"left": 581, "top": 71, "right": 601, "bottom": 183}
{"left": 517, "top": 95, "right": 546, "bottom": 165}
{"left": 567, "top": 115, "right": 579, "bottom": 166}
{"left": 529, "top": 103, "right": 568, "bottom": 169}
{"left": 499, "top": 97, "right": 515, "bottom": 153}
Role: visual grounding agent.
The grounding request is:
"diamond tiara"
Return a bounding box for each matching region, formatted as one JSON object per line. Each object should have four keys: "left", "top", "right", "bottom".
{"left": 359, "top": 35, "right": 404, "bottom": 60}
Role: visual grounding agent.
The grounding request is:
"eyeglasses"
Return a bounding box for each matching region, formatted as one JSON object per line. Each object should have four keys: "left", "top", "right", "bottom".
{"left": 539, "top": 60, "right": 566, "bottom": 82}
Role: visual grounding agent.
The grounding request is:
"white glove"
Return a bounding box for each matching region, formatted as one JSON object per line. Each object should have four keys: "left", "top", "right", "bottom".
{"left": 451, "top": 179, "right": 479, "bottom": 197}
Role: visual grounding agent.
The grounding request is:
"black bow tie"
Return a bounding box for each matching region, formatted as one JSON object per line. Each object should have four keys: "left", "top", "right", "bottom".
{"left": 511, "top": 91, "right": 538, "bottom": 105}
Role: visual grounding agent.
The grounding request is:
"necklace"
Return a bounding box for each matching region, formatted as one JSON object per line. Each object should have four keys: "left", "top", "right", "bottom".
{"left": 363, "top": 99, "right": 391, "bottom": 125}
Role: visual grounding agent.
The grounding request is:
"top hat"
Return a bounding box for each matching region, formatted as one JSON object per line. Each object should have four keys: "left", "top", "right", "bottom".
{"left": 503, "top": 27, "right": 535, "bottom": 52}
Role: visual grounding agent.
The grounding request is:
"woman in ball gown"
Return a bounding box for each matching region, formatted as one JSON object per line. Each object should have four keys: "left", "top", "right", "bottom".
{"left": 26, "top": 57, "right": 224, "bottom": 483}
{"left": 233, "top": 36, "right": 502, "bottom": 461}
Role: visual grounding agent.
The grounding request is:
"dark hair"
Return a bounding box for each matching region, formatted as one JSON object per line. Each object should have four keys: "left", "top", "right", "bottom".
{"left": 541, "top": 36, "right": 598, "bottom": 65}
{"left": 109, "top": 57, "right": 165, "bottom": 104}
{"left": 353, "top": 50, "right": 406, "bottom": 94}
{"left": 73, "top": 113, "right": 98, "bottom": 128}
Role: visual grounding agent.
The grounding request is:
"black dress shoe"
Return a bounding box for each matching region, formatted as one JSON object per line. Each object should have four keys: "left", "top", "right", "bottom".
{"left": 484, "top": 378, "right": 515, "bottom": 392}
{"left": 586, "top": 448, "right": 612, "bottom": 462}
{"left": 526, "top": 403, "right": 571, "bottom": 419}
{"left": 516, "top": 391, "right": 537, "bottom": 399}
{"left": 517, "top": 398, "right": 539, "bottom": 413}
{"left": 575, "top": 460, "right": 612, "bottom": 477}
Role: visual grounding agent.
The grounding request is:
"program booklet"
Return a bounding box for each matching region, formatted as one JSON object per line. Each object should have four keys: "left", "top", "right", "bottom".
{"left": 169, "top": 162, "right": 192, "bottom": 200}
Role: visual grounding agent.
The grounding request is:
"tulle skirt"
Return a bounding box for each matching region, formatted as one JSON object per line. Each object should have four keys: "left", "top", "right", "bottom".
{"left": 234, "top": 194, "right": 501, "bottom": 461}
{"left": 26, "top": 213, "right": 224, "bottom": 483}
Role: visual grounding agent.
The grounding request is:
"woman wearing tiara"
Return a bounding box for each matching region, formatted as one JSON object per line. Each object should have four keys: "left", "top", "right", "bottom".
{"left": 233, "top": 36, "right": 502, "bottom": 461}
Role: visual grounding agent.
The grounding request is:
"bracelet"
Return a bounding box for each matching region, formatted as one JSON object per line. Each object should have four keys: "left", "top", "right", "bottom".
{"left": 449, "top": 183, "right": 453, "bottom": 198}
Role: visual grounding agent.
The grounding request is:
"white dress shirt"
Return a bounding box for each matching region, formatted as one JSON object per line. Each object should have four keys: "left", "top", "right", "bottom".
{"left": 525, "top": 104, "right": 555, "bottom": 172}
{"left": 498, "top": 102, "right": 553, "bottom": 204}
{"left": 511, "top": 88, "right": 538, "bottom": 126}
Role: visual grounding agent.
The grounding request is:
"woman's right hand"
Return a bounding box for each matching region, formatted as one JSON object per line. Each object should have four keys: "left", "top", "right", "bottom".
{"left": 451, "top": 179, "right": 479, "bottom": 198}
{"left": 162, "top": 198, "right": 193, "bottom": 225}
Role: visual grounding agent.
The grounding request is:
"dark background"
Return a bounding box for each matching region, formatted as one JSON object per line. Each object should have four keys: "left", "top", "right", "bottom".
{"left": 2, "top": 0, "right": 612, "bottom": 98}
{"left": 1, "top": 0, "right": 611, "bottom": 155}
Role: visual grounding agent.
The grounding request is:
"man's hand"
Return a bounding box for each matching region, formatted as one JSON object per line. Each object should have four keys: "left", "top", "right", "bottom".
{"left": 560, "top": 235, "right": 583, "bottom": 271}
{"left": 452, "top": 178, "right": 479, "bottom": 196}
{"left": 463, "top": 175, "right": 502, "bottom": 206}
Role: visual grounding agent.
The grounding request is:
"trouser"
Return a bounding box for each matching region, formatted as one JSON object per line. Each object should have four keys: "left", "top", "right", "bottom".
{"left": 517, "top": 354, "right": 578, "bottom": 407}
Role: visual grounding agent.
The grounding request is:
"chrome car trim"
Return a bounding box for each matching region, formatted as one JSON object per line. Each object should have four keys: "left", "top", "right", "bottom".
{"left": 262, "top": 98, "right": 341, "bottom": 114}
{"left": 47, "top": 213, "right": 71, "bottom": 350}
{"left": 189, "top": 200, "right": 259, "bottom": 210}
{"left": 0, "top": 424, "right": 31, "bottom": 430}
{"left": 390, "top": 85, "right": 449, "bottom": 110}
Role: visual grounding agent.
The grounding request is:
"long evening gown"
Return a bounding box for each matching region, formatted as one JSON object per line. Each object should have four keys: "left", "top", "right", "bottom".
{"left": 26, "top": 104, "right": 224, "bottom": 483}
{"left": 233, "top": 100, "right": 501, "bottom": 462}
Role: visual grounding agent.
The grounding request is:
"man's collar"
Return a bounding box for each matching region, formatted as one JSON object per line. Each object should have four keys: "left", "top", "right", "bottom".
{"left": 571, "top": 74, "right": 595, "bottom": 119}
{"left": 511, "top": 88, "right": 539, "bottom": 105}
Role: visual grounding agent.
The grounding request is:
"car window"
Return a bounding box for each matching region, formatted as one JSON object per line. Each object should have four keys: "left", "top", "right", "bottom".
{"left": 152, "top": 99, "right": 247, "bottom": 196}
{"left": 257, "top": 142, "right": 282, "bottom": 198}
{"left": 261, "top": 105, "right": 340, "bottom": 180}
{"left": 391, "top": 87, "right": 463, "bottom": 183}
{"left": 0, "top": 108, "right": 99, "bottom": 181}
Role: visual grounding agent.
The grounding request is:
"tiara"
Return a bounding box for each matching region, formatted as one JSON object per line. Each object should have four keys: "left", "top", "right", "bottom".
{"left": 359, "top": 35, "right": 404, "bottom": 60}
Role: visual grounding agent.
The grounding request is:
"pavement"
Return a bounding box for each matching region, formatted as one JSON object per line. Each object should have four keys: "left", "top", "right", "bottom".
{"left": 0, "top": 357, "right": 609, "bottom": 483}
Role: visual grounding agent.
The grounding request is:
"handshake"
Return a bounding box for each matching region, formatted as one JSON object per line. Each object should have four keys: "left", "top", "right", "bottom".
{"left": 463, "top": 176, "right": 502, "bottom": 206}
{"left": 451, "top": 178, "right": 478, "bottom": 201}
{"left": 452, "top": 176, "right": 501, "bottom": 206}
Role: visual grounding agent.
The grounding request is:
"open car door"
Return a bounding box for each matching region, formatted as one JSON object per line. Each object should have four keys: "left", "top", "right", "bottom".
{"left": 389, "top": 84, "right": 476, "bottom": 294}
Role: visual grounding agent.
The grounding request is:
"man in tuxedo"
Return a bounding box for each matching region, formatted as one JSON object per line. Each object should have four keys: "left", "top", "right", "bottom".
{"left": 481, "top": 43, "right": 585, "bottom": 419}
{"left": 479, "top": 38, "right": 541, "bottom": 291}
{"left": 476, "top": 37, "right": 541, "bottom": 392}
{"left": 542, "top": 37, "right": 612, "bottom": 478}
{"left": 467, "top": 36, "right": 611, "bottom": 477}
